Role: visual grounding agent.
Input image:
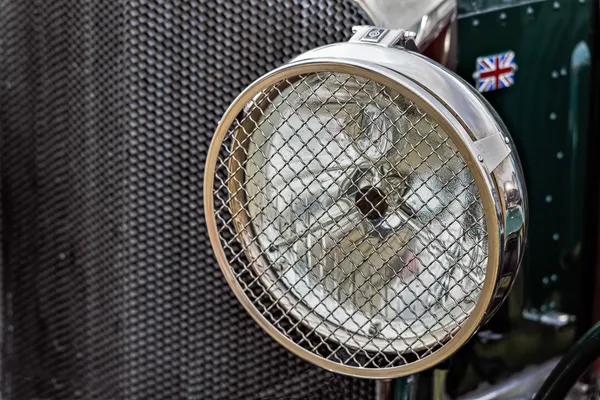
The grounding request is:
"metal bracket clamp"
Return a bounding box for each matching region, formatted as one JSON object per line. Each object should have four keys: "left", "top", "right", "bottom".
{"left": 350, "top": 26, "right": 419, "bottom": 51}
{"left": 472, "top": 133, "right": 511, "bottom": 173}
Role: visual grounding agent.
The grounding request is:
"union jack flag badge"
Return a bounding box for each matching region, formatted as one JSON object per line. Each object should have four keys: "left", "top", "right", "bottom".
{"left": 473, "top": 51, "right": 517, "bottom": 93}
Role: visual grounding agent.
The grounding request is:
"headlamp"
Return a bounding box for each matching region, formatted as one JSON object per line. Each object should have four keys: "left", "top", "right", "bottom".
{"left": 204, "top": 26, "right": 526, "bottom": 378}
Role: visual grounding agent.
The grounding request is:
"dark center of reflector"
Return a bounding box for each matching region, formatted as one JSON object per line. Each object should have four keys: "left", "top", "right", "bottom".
{"left": 355, "top": 186, "right": 387, "bottom": 220}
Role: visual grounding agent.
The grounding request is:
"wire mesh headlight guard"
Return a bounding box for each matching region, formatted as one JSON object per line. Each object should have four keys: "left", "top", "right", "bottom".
{"left": 204, "top": 26, "right": 527, "bottom": 379}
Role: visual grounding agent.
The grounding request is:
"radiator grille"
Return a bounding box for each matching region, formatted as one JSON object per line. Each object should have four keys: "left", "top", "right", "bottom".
{"left": 0, "top": 0, "right": 374, "bottom": 398}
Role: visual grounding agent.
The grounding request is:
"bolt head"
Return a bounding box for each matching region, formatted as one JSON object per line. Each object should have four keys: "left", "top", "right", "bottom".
{"left": 402, "top": 31, "right": 417, "bottom": 41}
{"left": 368, "top": 323, "right": 381, "bottom": 336}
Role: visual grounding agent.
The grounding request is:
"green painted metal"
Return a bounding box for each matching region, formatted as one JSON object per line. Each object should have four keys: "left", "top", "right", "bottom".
{"left": 458, "top": 0, "right": 549, "bottom": 14}
{"left": 533, "top": 320, "right": 600, "bottom": 399}
{"left": 457, "top": 0, "right": 593, "bottom": 316}
{"left": 567, "top": 41, "right": 591, "bottom": 252}
{"left": 394, "top": 377, "right": 414, "bottom": 400}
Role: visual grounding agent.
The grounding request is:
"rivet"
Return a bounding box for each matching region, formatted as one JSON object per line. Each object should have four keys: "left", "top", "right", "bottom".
{"left": 542, "top": 277, "right": 549, "bottom": 284}
{"left": 526, "top": 6, "right": 534, "bottom": 15}
{"left": 477, "top": 155, "right": 484, "bottom": 162}
{"left": 551, "top": 274, "right": 558, "bottom": 282}
{"left": 560, "top": 67, "right": 568, "bottom": 76}
{"left": 472, "top": 19, "right": 480, "bottom": 27}
{"left": 557, "top": 151, "right": 564, "bottom": 159}
{"left": 549, "top": 300, "right": 557, "bottom": 308}
{"left": 552, "top": 233, "right": 560, "bottom": 241}
{"left": 553, "top": 1, "right": 560, "bottom": 9}
{"left": 58, "top": 253, "right": 66, "bottom": 260}
{"left": 504, "top": 136, "right": 510, "bottom": 144}
{"left": 541, "top": 304, "right": 548, "bottom": 312}
{"left": 579, "top": 0, "right": 585, "bottom": 3}
{"left": 551, "top": 70, "right": 559, "bottom": 78}
{"left": 499, "top": 12, "right": 507, "bottom": 20}
{"left": 545, "top": 195, "right": 553, "bottom": 203}
{"left": 550, "top": 112, "right": 557, "bottom": 120}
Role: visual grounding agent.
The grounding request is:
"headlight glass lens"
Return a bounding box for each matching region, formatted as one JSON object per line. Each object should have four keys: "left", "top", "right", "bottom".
{"left": 215, "top": 70, "right": 490, "bottom": 368}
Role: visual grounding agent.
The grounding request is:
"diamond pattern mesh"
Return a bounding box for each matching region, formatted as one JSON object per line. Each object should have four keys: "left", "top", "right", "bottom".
{"left": 0, "top": 0, "right": 375, "bottom": 399}
{"left": 209, "top": 71, "right": 488, "bottom": 373}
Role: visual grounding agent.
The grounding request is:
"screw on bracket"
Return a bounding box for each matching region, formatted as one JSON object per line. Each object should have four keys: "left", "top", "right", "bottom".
{"left": 399, "top": 30, "right": 418, "bottom": 52}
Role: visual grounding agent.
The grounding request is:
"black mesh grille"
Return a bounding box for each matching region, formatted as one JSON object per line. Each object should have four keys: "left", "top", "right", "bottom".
{"left": 0, "top": 0, "right": 375, "bottom": 399}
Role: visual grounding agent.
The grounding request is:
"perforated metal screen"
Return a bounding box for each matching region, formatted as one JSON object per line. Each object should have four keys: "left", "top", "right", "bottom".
{"left": 0, "top": 0, "right": 376, "bottom": 399}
